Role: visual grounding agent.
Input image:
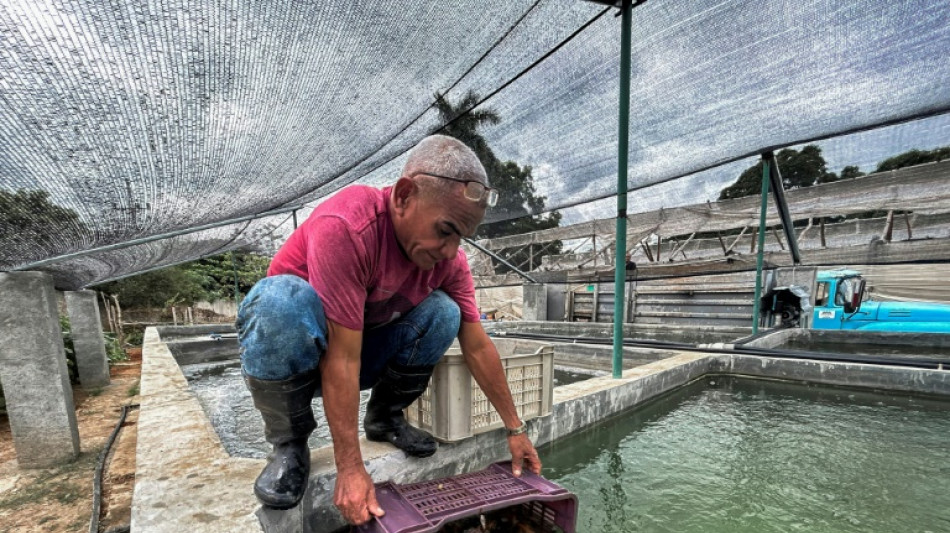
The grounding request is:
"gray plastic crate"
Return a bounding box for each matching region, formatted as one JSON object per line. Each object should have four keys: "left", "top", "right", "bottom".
{"left": 405, "top": 338, "right": 554, "bottom": 442}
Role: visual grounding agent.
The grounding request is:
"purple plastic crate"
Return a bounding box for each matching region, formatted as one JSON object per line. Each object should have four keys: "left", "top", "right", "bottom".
{"left": 354, "top": 462, "right": 577, "bottom": 533}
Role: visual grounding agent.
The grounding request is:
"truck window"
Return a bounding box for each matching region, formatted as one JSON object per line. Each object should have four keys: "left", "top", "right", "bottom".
{"left": 815, "top": 282, "right": 829, "bottom": 306}
{"left": 834, "top": 278, "right": 853, "bottom": 306}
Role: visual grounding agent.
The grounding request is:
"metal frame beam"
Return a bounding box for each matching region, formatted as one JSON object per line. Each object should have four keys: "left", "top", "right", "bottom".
{"left": 462, "top": 238, "right": 538, "bottom": 283}
{"left": 14, "top": 205, "right": 304, "bottom": 272}
{"left": 764, "top": 152, "right": 801, "bottom": 264}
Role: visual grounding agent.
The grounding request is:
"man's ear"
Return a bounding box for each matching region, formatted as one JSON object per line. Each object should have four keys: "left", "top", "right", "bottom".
{"left": 392, "top": 177, "right": 417, "bottom": 212}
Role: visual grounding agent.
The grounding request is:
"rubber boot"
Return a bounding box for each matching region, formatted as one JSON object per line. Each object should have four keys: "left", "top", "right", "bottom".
{"left": 363, "top": 363, "right": 438, "bottom": 458}
{"left": 244, "top": 369, "right": 319, "bottom": 510}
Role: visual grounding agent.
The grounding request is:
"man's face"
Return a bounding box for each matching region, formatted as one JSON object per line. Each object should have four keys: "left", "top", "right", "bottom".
{"left": 393, "top": 180, "right": 486, "bottom": 270}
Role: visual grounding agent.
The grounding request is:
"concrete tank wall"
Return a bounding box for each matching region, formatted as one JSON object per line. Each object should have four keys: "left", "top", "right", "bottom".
{"left": 134, "top": 325, "right": 950, "bottom": 533}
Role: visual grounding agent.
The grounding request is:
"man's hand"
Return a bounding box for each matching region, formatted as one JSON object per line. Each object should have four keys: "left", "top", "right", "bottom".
{"left": 508, "top": 433, "right": 542, "bottom": 477}
{"left": 458, "top": 322, "right": 543, "bottom": 478}
{"left": 321, "top": 321, "right": 382, "bottom": 525}
{"left": 334, "top": 466, "right": 385, "bottom": 525}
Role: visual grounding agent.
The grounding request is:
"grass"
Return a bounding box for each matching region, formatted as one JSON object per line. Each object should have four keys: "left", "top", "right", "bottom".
{"left": 105, "top": 333, "right": 130, "bottom": 365}
{"left": 127, "top": 380, "right": 140, "bottom": 397}
{"left": 0, "top": 451, "right": 96, "bottom": 511}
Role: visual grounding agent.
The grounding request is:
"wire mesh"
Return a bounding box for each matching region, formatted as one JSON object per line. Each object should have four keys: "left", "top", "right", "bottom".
{"left": 0, "top": 0, "right": 948, "bottom": 288}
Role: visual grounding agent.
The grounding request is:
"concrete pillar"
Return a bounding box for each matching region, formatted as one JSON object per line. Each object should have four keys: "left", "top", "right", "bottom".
{"left": 522, "top": 283, "right": 548, "bottom": 321}
{"left": 65, "top": 290, "right": 111, "bottom": 389}
{"left": 0, "top": 272, "right": 80, "bottom": 468}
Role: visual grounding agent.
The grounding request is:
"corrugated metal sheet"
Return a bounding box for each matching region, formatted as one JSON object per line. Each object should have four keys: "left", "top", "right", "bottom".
{"left": 569, "top": 271, "right": 756, "bottom": 327}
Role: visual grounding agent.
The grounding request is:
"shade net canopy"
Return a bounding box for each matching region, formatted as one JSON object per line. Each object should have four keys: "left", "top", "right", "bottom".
{"left": 0, "top": 0, "right": 948, "bottom": 289}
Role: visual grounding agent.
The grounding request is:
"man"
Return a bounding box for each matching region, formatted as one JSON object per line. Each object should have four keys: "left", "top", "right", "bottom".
{"left": 625, "top": 251, "right": 637, "bottom": 271}
{"left": 236, "top": 135, "right": 542, "bottom": 525}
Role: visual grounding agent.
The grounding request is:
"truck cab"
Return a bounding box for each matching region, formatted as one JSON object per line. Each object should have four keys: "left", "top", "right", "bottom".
{"left": 811, "top": 269, "right": 950, "bottom": 333}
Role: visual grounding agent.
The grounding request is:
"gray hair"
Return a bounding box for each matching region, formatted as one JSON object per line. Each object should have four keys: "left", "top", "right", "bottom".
{"left": 402, "top": 134, "right": 489, "bottom": 203}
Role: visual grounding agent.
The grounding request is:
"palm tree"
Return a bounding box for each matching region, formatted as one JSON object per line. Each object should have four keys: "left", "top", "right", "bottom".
{"left": 430, "top": 91, "right": 562, "bottom": 271}
{"left": 433, "top": 91, "right": 501, "bottom": 176}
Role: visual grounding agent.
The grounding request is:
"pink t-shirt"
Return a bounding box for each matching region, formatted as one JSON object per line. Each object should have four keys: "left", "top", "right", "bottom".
{"left": 267, "top": 185, "right": 480, "bottom": 331}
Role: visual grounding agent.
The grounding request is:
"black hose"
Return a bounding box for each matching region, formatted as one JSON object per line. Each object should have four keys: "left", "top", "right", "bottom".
{"left": 490, "top": 331, "right": 948, "bottom": 370}
{"left": 89, "top": 403, "right": 139, "bottom": 533}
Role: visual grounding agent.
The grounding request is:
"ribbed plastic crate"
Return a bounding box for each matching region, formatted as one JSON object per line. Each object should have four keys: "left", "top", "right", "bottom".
{"left": 405, "top": 338, "right": 554, "bottom": 442}
{"left": 354, "top": 461, "right": 577, "bottom": 533}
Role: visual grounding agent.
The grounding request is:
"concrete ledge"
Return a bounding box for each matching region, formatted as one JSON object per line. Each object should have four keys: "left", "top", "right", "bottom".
{"left": 155, "top": 323, "right": 236, "bottom": 340}
{"left": 547, "top": 353, "right": 712, "bottom": 445}
{"left": 165, "top": 337, "right": 241, "bottom": 366}
{"left": 743, "top": 328, "right": 950, "bottom": 361}
{"left": 135, "top": 325, "right": 950, "bottom": 533}
{"left": 132, "top": 328, "right": 261, "bottom": 532}
{"left": 484, "top": 320, "right": 750, "bottom": 344}
{"left": 718, "top": 353, "right": 950, "bottom": 396}
{"left": 552, "top": 343, "right": 679, "bottom": 372}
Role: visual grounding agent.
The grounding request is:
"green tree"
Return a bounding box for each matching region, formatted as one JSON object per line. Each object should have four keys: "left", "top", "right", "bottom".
{"left": 433, "top": 92, "right": 561, "bottom": 273}
{"left": 98, "top": 266, "right": 208, "bottom": 308}
{"left": 838, "top": 165, "right": 865, "bottom": 181}
{"left": 434, "top": 91, "right": 501, "bottom": 167}
{"left": 0, "top": 189, "right": 87, "bottom": 254}
{"left": 187, "top": 251, "right": 271, "bottom": 300}
{"left": 876, "top": 146, "right": 950, "bottom": 172}
{"left": 97, "top": 251, "right": 270, "bottom": 308}
{"left": 781, "top": 145, "right": 836, "bottom": 188}
{"left": 719, "top": 160, "right": 766, "bottom": 201}
{"left": 719, "top": 145, "right": 837, "bottom": 200}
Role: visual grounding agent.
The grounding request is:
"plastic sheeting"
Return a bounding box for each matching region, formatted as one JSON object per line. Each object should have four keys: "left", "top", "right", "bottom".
{"left": 480, "top": 161, "right": 950, "bottom": 249}
{"left": 467, "top": 160, "right": 950, "bottom": 278}
{"left": 1, "top": 0, "right": 948, "bottom": 288}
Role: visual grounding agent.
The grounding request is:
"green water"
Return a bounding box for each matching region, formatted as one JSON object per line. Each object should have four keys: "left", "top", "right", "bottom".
{"left": 540, "top": 377, "right": 950, "bottom": 533}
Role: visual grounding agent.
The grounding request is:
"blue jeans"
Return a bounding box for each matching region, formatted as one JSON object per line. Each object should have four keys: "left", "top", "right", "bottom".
{"left": 236, "top": 275, "right": 460, "bottom": 389}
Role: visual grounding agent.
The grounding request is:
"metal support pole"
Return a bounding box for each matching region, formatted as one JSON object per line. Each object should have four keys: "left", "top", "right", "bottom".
{"left": 752, "top": 156, "right": 771, "bottom": 335}
{"left": 463, "top": 238, "right": 538, "bottom": 283}
{"left": 612, "top": 0, "right": 633, "bottom": 379}
{"left": 591, "top": 235, "right": 596, "bottom": 267}
{"left": 883, "top": 210, "right": 895, "bottom": 242}
{"left": 765, "top": 153, "right": 801, "bottom": 263}
{"left": 725, "top": 226, "right": 748, "bottom": 255}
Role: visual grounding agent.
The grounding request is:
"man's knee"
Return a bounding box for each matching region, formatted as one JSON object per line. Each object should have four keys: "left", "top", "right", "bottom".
{"left": 424, "top": 290, "right": 461, "bottom": 341}
{"left": 237, "top": 275, "right": 328, "bottom": 378}
{"left": 362, "top": 291, "right": 461, "bottom": 374}
{"left": 240, "top": 275, "right": 323, "bottom": 324}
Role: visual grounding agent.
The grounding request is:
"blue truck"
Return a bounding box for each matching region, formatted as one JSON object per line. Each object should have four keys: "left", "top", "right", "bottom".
{"left": 810, "top": 269, "right": 950, "bottom": 333}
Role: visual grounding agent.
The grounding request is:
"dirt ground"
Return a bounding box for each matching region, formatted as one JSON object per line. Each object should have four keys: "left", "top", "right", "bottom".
{"left": 0, "top": 349, "right": 141, "bottom": 533}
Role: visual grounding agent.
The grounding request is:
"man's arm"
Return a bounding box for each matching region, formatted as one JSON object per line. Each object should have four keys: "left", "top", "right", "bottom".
{"left": 457, "top": 320, "right": 542, "bottom": 476}
{"left": 320, "top": 320, "right": 384, "bottom": 525}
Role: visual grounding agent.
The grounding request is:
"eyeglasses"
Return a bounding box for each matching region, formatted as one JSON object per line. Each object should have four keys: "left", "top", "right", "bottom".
{"left": 416, "top": 172, "right": 498, "bottom": 207}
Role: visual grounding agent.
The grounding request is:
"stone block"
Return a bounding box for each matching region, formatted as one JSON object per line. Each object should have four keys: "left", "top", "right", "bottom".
{"left": 65, "top": 290, "right": 110, "bottom": 389}
{"left": 0, "top": 272, "right": 80, "bottom": 468}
